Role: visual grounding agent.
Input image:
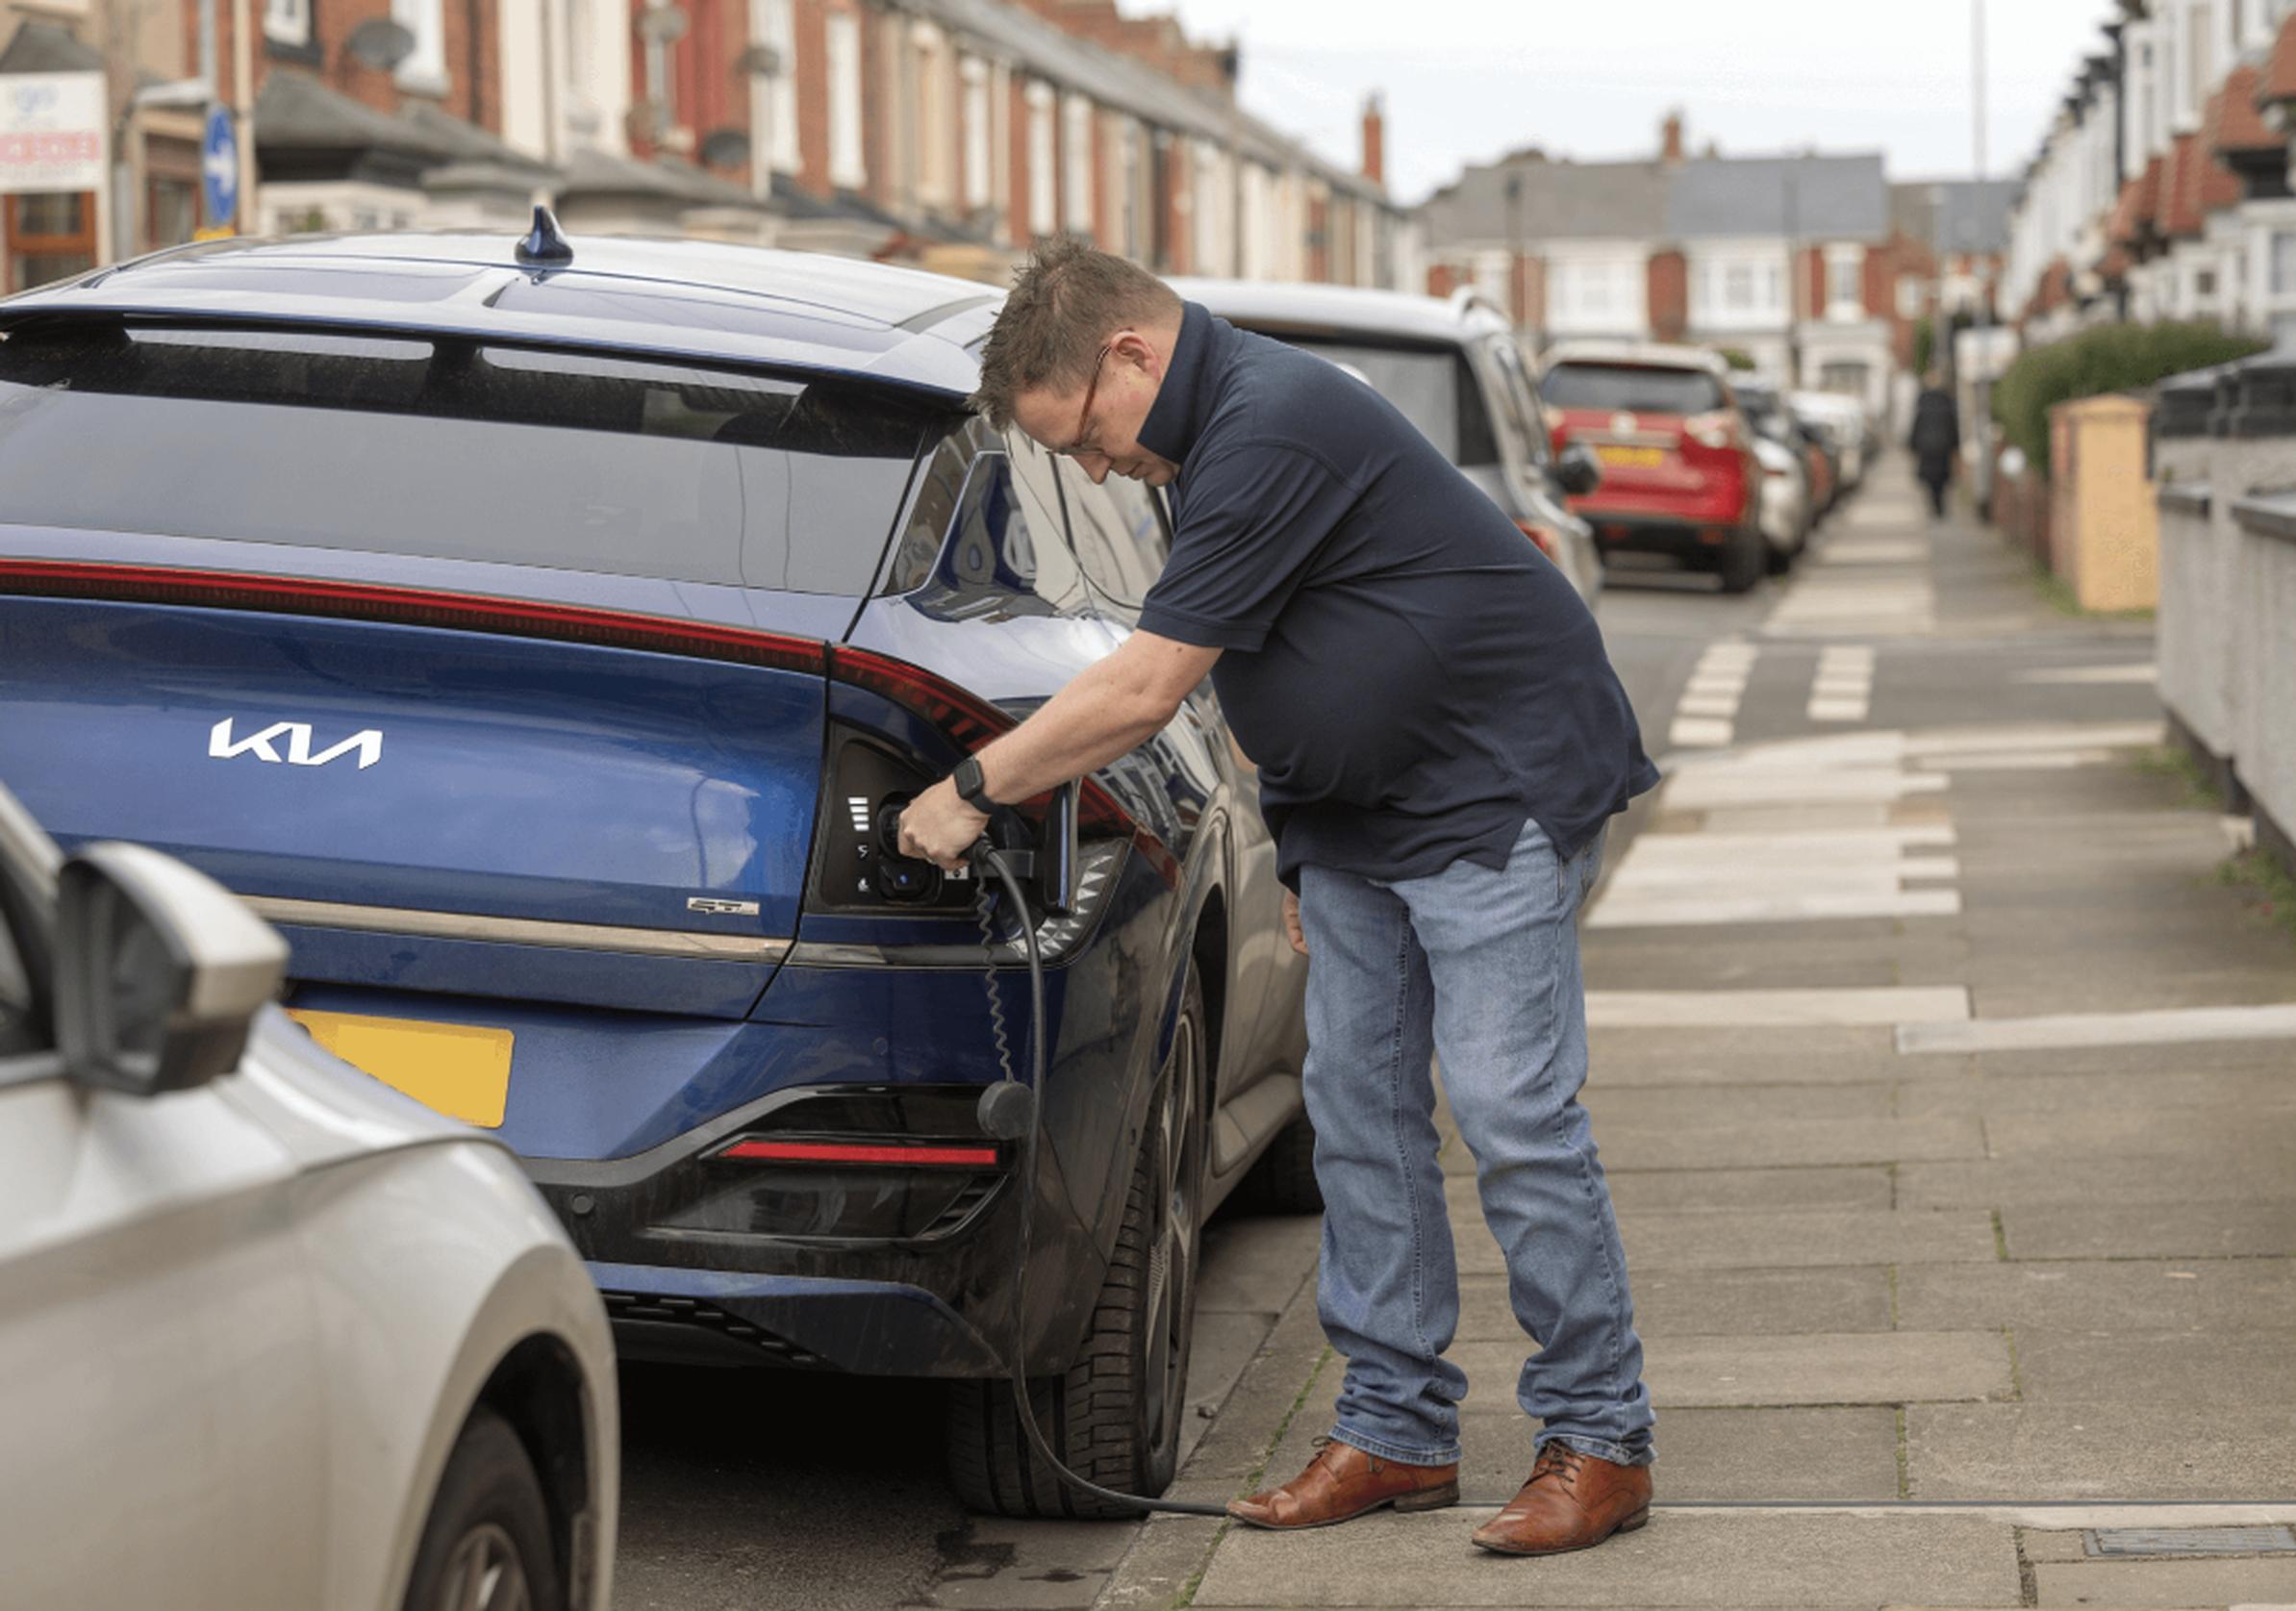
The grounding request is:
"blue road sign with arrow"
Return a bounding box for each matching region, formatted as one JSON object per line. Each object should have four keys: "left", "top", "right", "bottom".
{"left": 202, "top": 106, "right": 238, "bottom": 228}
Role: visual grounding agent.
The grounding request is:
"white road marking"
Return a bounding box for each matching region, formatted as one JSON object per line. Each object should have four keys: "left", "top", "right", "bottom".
{"left": 1768, "top": 574, "right": 1937, "bottom": 639}
{"left": 1591, "top": 889, "right": 1962, "bottom": 927}
{"left": 1590, "top": 988, "right": 1971, "bottom": 1028}
{"left": 1900, "top": 720, "right": 2163, "bottom": 756}
{"left": 2014, "top": 662, "right": 2158, "bottom": 685}
{"left": 1669, "top": 716, "right": 1736, "bottom": 747}
{"left": 1896, "top": 1003, "right": 2296, "bottom": 1054}
{"left": 1670, "top": 640, "right": 1759, "bottom": 749}
{"left": 1915, "top": 749, "right": 2116, "bottom": 771}
{"left": 1661, "top": 769, "right": 1947, "bottom": 809}
{"left": 1806, "top": 696, "right": 1871, "bottom": 722}
{"left": 1814, "top": 538, "right": 1930, "bottom": 564}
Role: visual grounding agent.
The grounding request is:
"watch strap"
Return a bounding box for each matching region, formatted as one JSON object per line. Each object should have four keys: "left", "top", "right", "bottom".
{"left": 952, "top": 756, "right": 995, "bottom": 812}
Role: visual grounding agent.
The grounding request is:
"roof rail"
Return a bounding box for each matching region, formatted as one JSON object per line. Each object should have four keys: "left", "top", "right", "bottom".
{"left": 1446, "top": 284, "right": 1509, "bottom": 323}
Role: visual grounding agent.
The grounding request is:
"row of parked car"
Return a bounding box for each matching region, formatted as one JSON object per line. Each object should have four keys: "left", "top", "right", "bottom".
{"left": 0, "top": 226, "right": 1874, "bottom": 1611}
{"left": 1176, "top": 281, "right": 1873, "bottom": 599}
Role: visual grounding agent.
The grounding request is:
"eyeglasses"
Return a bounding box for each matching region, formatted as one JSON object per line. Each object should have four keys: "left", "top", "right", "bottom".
{"left": 1057, "top": 340, "right": 1117, "bottom": 458}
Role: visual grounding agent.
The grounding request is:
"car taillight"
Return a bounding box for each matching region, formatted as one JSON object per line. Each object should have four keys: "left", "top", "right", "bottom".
{"left": 826, "top": 644, "right": 1173, "bottom": 887}
{"left": 1685, "top": 412, "right": 1739, "bottom": 452}
{"left": 1514, "top": 519, "right": 1559, "bottom": 560}
{"left": 0, "top": 558, "right": 832, "bottom": 672}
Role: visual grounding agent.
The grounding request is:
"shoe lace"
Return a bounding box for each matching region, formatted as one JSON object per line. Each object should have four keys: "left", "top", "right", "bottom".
{"left": 1528, "top": 1443, "right": 1587, "bottom": 1489}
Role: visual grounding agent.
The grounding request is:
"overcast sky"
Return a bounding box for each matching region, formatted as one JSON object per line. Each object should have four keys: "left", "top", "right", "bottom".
{"left": 1158, "top": 0, "right": 2120, "bottom": 203}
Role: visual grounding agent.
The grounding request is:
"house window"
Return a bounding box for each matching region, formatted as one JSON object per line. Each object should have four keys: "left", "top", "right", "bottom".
{"left": 147, "top": 176, "right": 197, "bottom": 249}
{"left": 1025, "top": 84, "right": 1055, "bottom": 238}
{"left": 1723, "top": 262, "right": 1755, "bottom": 314}
{"left": 264, "top": 0, "right": 311, "bottom": 47}
{"left": 391, "top": 0, "right": 446, "bottom": 90}
{"left": 1826, "top": 245, "right": 1862, "bottom": 315}
{"left": 1897, "top": 273, "right": 1924, "bottom": 319}
{"left": 2271, "top": 231, "right": 2296, "bottom": 296}
{"left": 911, "top": 22, "right": 952, "bottom": 207}
{"left": 6, "top": 192, "right": 97, "bottom": 293}
{"left": 827, "top": 11, "right": 865, "bottom": 189}
{"left": 962, "top": 58, "right": 991, "bottom": 211}
{"left": 1061, "top": 94, "right": 1092, "bottom": 234}
{"left": 2186, "top": 4, "right": 2211, "bottom": 120}
{"left": 752, "top": 0, "right": 798, "bottom": 174}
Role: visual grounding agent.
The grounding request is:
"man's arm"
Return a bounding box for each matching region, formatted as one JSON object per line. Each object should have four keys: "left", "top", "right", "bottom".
{"left": 896, "top": 629, "right": 1220, "bottom": 868}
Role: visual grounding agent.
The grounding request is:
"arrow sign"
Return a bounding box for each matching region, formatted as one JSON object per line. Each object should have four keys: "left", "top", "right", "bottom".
{"left": 202, "top": 105, "right": 238, "bottom": 228}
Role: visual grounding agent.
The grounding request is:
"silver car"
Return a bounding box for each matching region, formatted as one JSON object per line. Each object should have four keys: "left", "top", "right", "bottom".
{"left": 0, "top": 782, "right": 618, "bottom": 1611}
{"left": 1168, "top": 278, "right": 1605, "bottom": 607}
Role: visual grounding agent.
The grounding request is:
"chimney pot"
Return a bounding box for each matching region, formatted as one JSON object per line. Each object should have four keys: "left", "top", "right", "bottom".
{"left": 1361, "top": 91, "right": 1386, "bottom": 188}
{"left": 1661, "top": 109, "right": 1686, "bottom": 164}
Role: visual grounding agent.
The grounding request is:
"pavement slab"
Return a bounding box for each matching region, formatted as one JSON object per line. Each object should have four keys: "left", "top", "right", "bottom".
{"left": 2012, "top": 1329, "right": 2296, "bottom": 1403}
{"left": 2000, "top": 1200, "right": 2296, "bottom": 1261}
{"left": 1451, "top": 1266, "right": 1894, "bottom": 1339}
{"left": 1570, "top": 1208, "right": 1998, "bottom": 1272}
{"left": 1906, "top": 1402, "right": 2296, "bottom": 1498}
{"left": 1189, "top": 1511, "right": 2023, "bottom": 1607}
{"left": 1584, "top": 1115, "right": 1987, "bottom": 1172}
{"left": 2031, "top": 1557, "right": 2296, "bottom": 1606}
{"left": 1896, "top": 1156, "right": 2296, "bottom": 1210}
{"left": 1893, "top": 1259, "right": 2296, "bottom": 1332}
{"left": 1446, "top": 1405, "right": 1901, "bottom": 1502}
{"left": 1602, "top": 1167, "right": 1895, "bottom": 1214}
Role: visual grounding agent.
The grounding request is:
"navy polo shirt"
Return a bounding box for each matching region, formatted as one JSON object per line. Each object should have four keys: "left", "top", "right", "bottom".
{"left": 1136, "top": 302, "right": 1659, "bottom": 889}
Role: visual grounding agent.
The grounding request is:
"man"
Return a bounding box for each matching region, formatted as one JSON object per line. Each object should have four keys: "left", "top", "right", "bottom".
{"left": 899, "top": 239, "right": 1658, "bottom": 1556}
{"left": 1909, "top": 374, "right": 1961, "bottom": 521}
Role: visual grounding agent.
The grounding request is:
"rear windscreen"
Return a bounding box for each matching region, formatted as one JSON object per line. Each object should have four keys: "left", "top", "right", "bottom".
{"left": 0, "top": 325, "right": 958, "bottom": 594}
{"left": 1540, "top": 363, "right": 1726, "bottom": 417}
{"left": 1272, "top": 338, "right": 1498, "bottom": 466}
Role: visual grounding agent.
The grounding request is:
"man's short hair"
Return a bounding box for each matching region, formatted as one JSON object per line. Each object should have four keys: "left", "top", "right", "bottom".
{"left": 972, "top": 236, "right": 1182, "bottom": 430}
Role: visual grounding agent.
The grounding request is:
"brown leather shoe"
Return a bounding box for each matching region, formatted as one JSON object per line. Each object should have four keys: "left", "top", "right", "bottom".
{"left": 1470, "top": 1443, "right": 1652, "bottom": 1555}
{"left": 1227, "top": 1438, "right": 1460, "bottom": 1530}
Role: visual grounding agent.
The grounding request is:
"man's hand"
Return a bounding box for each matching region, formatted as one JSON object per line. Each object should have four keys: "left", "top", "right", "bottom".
{"left": 897, "top": 778, "right": 989, "bottom": 872}
{"left": 1283, "top": 889, "right": 1307, "bottom": 957}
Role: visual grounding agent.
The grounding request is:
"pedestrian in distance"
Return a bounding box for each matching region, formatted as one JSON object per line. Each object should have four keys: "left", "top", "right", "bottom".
{"left": 898, "top": 239, "right": 1659, "bottom": 1557}
{"left": 1910, "top": 373, "right": 1961, "bottom": 521}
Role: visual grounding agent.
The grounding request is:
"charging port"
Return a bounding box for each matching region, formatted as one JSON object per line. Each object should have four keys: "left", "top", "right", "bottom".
{"left": 871, "top": 798, "right": 944, "bottom": 905}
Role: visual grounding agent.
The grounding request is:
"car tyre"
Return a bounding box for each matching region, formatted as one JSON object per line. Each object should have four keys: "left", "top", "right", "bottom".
{"left": 1717, "top": 526, "right": 1766, "bottom": 593}
{"left": 946, "top": 964, "right": 1208, "bottom": 1518}
{"left": 1237, "top": 1109, "right": 1322, "bottom": 1214}
{"left": 401, "top": 1405, "right": 565, "bottom": 1611}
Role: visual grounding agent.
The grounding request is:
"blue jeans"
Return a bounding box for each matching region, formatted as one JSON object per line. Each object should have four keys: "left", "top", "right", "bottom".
{"left": 1298, "top": 818, "right": 1653, "bottom": 1470}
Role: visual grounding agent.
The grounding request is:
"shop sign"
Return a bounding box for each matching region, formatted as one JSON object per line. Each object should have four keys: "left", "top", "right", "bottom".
{"left": 0, "top": 72, "right": 108, "bottom": 195}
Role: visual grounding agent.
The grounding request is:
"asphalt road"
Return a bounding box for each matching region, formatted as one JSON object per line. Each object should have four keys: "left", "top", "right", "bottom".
{"left": 606, "top": 558, "right": 1764, "bottom": 1611}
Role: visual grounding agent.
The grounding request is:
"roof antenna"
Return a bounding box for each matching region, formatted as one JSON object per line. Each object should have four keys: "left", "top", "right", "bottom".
{"left": 516, "top": 205, "right": 574, "bottom": 266}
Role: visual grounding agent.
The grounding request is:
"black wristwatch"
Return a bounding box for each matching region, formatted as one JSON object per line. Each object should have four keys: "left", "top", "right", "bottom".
{"left": 951, "top": 755, "right": 997, "bottom": 813}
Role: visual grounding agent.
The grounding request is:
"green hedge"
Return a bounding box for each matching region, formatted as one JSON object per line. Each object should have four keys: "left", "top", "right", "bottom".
{"left": 1992, "top": 320, "right": 2267, "bottom": 475}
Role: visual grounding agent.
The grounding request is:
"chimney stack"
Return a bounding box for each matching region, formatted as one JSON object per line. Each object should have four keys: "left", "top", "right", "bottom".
{"left": 1361, "top": 92, "right": 1386, "bottom": 188}
{"left": 1661, "top": 109, "right": 1686, "bottom": 164}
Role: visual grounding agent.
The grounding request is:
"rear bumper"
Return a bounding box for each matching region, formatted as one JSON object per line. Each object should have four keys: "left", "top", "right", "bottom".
{"left": 524, "top": 1078, "right": 1107, "bottom": 1378}
{"left": 588, "top": 1261, "right": 1005, "bottom": 1375}
{"left": 1583, "top": 513, "right": 1755, "bottom": 566}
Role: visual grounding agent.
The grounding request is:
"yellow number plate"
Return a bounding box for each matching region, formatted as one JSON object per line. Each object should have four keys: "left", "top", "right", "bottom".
{"left": 287, "top": 1010, "right": 515, "bottom": 1128}
{"left": 1596, "top": 445, "right": 1665, "bottom": 467}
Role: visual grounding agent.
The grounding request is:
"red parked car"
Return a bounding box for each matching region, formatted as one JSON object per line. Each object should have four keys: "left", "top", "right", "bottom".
{"left": 1539, "top": 343, "right": 1768, "bottom": 593}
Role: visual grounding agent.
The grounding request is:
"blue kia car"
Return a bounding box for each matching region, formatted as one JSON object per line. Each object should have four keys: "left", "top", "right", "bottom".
{"left": 0, "top": 221, "right": 1312, "bottom": 1516}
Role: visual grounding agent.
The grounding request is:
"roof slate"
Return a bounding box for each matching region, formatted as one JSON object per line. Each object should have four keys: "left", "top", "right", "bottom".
{"left": 1420, "top": 150, "right": 1890, "bottom": 248}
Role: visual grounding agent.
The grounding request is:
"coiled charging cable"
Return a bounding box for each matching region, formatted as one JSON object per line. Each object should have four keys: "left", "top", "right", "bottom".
{"left": 970, "top": 842, "right": 1230, "bottom": 1519}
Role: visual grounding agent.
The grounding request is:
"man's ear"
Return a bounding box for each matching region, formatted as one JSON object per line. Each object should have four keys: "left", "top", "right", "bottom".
{"left": 1111, "top": 328, "right": 1161, "bottom": 380}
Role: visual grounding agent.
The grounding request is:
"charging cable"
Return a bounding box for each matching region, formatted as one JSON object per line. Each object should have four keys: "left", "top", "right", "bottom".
{"left": 969, "top": 841, "right": 1229, "bottom": 1519}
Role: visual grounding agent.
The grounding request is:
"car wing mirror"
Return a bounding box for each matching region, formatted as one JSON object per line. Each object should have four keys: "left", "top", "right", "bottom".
{"left": 1553, "top": 441, "right": 1603, "bottom": 498}
{"left": 56, "top": 843, "right": 287, "bottom": 1096}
